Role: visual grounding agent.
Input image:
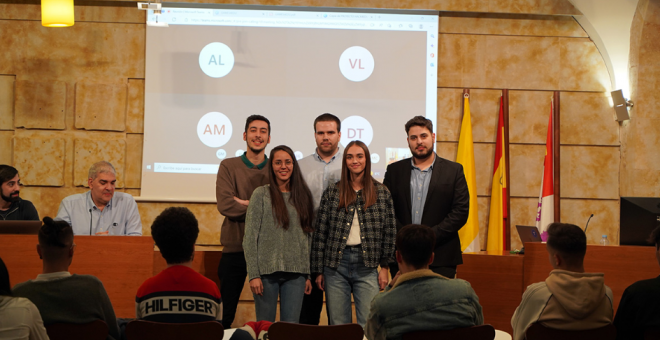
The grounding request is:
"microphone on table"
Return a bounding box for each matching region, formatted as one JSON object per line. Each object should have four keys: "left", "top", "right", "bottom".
{"left": 89, "top": 208, "right": 93, "bottom": 235}
{"left": 584, "top": 214, "right": 594, "bottom": 234}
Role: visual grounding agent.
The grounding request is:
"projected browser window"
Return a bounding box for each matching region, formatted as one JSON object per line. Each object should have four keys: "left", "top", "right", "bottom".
{"left": 142, "top": 5, "right": 439, "bottom": 201}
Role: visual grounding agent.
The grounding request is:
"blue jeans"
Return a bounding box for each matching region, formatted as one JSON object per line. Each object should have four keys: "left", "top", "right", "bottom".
{"left": 323, "top": 246, "right": 379, "bottom": 328}
{"left": 253, "top": 272, "right": 306, "bottom": 323}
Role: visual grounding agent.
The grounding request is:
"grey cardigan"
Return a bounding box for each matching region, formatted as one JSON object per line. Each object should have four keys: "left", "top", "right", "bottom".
{"left": 243, "top": 185, "right": 312, "bottom": 281}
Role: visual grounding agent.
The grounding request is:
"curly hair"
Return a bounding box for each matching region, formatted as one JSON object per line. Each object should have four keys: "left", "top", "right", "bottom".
{"left": 151, "top": 207, "right": 199, "bottom": 265}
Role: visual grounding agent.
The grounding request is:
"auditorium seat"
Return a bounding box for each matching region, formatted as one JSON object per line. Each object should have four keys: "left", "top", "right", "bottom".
{"left": 46, "top": 320, "right": 108, "bottom": 340}
{"left": 402, "top": 324, "right": 496, "bottom": 340}
{"left": 644, "top": 326, "right": 660, "bottom": 340}
{"left": 268, "top": 321, "right": 363, "bottom": 340}
{"left": 525, "top": 323, "right": 616, "bottom": 340}
{"left": 125, "top": 320, "right": 224, "bottom": 340}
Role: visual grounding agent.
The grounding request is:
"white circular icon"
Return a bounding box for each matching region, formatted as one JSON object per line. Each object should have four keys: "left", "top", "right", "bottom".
{"left": 294, "top": 151, "right": 303, "bottom": 160}
{"left": 339, "top": 46, "right": 375, "bottom": 82}
{"left": 371, "top": 153, "right": 380, "bottom": 164}
{"left": 340, "top": 116, "right": 374, "bottom": 147}
{"left": 216, "top": 149, "right": 227, "bottom": 159}
{"left": 235, "top": 149, "right": 244, "bottom": 157}
{"left": 197, "top": 112, "right": 233, "bottom": 148}
{"left": 199, "top": 42, "right": 235, "bottom": 78}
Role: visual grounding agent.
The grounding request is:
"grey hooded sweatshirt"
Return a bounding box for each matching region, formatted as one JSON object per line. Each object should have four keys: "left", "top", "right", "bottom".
{"left": 511, "top": 269, "right": 614, "bottom": 340}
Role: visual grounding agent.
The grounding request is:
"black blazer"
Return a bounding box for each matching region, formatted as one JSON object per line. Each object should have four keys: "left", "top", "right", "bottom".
{"left": 383, "top": 155, "right": 470, "bottom": 266}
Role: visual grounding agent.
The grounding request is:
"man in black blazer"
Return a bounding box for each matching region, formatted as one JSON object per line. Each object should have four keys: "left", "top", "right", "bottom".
{"left": 383, "top": 116, "right": 469, "bottom": 278}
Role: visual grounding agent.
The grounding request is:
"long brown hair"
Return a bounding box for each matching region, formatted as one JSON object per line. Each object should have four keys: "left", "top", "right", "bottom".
{"left": 338, "top": 140, "right": 377, "bottom": 211}
{"left": 268, "top": 145, "right": 314, "bottom": 233}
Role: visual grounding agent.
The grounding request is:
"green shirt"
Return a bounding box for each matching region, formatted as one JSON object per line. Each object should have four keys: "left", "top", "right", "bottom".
{"left": 243, "top": 185, "right": 312, "bottom": 281}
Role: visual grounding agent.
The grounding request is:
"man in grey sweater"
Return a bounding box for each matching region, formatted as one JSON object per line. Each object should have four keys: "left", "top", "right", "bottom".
{"left": 13, "top": 217, "right": 120, "bottom": 340}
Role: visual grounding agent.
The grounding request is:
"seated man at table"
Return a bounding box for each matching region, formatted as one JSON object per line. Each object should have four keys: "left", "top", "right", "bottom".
{"left": 0, "top": 165, "right": 39, "bottom": 221}
{"left": 12, "top": 217, "right": 120, "bottom": 340}
{"left": 613, "top": 224, "right": 660, "bottom": 340}
{"left": 135, "top": 207, "right": 222, "bottom": 323}
{"left": 365, "top": 224, "right": 483, "bottom": 340}
{"left": 56, "top": 161, "right": 141, "bottom": 235}
{"left": 511, "top": 222, "right": 613, "bottom": 340}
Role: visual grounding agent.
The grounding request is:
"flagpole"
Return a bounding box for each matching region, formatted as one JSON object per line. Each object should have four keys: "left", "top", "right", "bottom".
{"left": 502, "top": 89, "right": 511, "bottom": 250}
{"left": 553, "top": 91, "right": 561, "bottom": 222}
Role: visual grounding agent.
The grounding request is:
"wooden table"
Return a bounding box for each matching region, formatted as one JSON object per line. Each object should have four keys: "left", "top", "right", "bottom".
{"left": 0, "top": 235, "right": 154, "bottom": 318}
{"left": 461, "top": 251, "right": 524, "bottom": 334}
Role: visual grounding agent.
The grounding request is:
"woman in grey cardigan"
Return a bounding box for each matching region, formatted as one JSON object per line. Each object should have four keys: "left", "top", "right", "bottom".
{"left": 243, "top": 145, "right": 315, "bottom": 322}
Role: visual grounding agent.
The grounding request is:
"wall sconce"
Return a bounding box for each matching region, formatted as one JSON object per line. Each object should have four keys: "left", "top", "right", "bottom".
{"left": 41, "top": 0, "right": 74, "bottom": 27}
{"left": 611, "top": 89, "right": 633, "bottom": 122}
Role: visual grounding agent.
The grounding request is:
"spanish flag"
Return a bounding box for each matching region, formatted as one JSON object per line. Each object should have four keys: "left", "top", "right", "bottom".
{"left": 457, "top": 93, "right": 480, "bottom": 252}
{"left": 487, "top": 97, "right": 508, "bottom": 251}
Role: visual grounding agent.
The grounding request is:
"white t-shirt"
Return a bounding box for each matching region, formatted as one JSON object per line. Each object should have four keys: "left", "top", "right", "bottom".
{"left": 346, "top": 210, "right": 362, "bottom": 246}
{"left": 0, "top": 296, "right": 49, "bottom": 340}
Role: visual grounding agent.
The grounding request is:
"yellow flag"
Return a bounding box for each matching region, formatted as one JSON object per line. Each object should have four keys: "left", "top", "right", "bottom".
{"left": 456, "top": 94, "right": 480, "bottom": 252}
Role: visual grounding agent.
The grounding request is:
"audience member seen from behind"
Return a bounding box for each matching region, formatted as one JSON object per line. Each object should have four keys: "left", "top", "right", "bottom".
{"left": 12, "top": 217, "right": 120, "bottom": 340}
{"left": 311, "top": 140, "right": 396, "bottom": 328}
{"left": 55, "top": 161, "right": 142, "bottom": 235}
{"left": 365, "top": 224, "right": 483, "bottom": 340}
{"left": 136, "top": 207, "right": 222, "bottom": 323}
{"left": 511, "top": 223, "right": 613, "bottom": 340}
{"left": 0, "top": 256, "right": 49, "bottom": 340}
{"left": 0, "top": 165, "right": 39, "bottom": 221}
{"left": 243, "top": 145, "right": 315, "bottom": 322}
{"left": 613, "top": 224, "right": 660, "bottom": 340}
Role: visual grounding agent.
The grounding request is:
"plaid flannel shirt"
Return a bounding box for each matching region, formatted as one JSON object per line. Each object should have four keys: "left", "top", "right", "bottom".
{"left": 311, "top": 180, "right": 396, "bottom": 273}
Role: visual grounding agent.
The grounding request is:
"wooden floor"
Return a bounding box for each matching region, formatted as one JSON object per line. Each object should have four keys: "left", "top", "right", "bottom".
{"left": 2, "top": 235, "right": 658, "bottom": 334}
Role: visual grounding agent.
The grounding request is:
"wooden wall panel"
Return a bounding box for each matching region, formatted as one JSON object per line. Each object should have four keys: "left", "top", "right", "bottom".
{"left": 73, "top": 138, "right": 126, "bottom": 188}
{"left": 14, "top": 80, "right": 66, "bottom": 130}
{"left": 437, "top": 88, "right": 464, "bottom": 142}
{"left": 126, "top": 79, "right": 145, "bottom": 133}
{"left": 75, "top": 82, "right": 127, "bottom": 131}
{"left": 509, "top": 197, "right": 539, "bottom": 250}
{"left": 137, "top": 202, "right": 222, "bottom": 245}
{"left": 439, "top": 13, "right": 587, "bottom": 37}
{"left": 560, "top": 146, "right": 620, "bottom": 199}
{"left": 0, "top": 131, "right": 13, "bottom": 164}
{"left": 559, "top": 198, "right": 620, "bottom": 245}
{"left": 0, "top": 75, "right": 14, "bottom": 129}
{"left": 125, "top": 134, "right": 143, "bottom": 189}
{"left": 13, "top": 137, "right": 65, "bottom": 186}
{"left": 508, "top": 144, "right": 545, "bottom": 197}
{"left": 560, "top": 92, "right": 619, "bottom": 146}
{"left": 508, "top": 91, "right": 554, "bottom": 144}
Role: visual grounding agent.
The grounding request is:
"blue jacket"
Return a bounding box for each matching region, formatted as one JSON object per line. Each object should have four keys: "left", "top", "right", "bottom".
{"left": 365, "top": 269, "right": 483, "bottom": 340}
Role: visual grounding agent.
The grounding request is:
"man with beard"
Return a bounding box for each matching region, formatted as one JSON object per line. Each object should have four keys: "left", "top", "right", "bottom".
{"left": 297, "top": 113, "right": 343, "bottom": 325}
{"left": 0, "top": 165, "right": 39, "bottom": 221}
{"left": 216, "top": 114, "right": 271, "bottom": 329}
{"left": 56, "top": 161, "right": 142, "bottom": 235}
{"left": 383, "top": 116, "right": 469, "bottom": 279}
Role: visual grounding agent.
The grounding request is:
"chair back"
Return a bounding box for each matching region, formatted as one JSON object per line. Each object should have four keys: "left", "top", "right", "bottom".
{"left": 402, "top": 324, "right": 496, "bottom": 340}
{"left": 525, "top": 323, "right": 616, "bottom": 340}
{"left": 268, "top": 322, "right": 363, "bottom": 340}
{"left": 46, "top": 320, "right": 108, "bottom": 340}
{"left": 125, "top": 320, "right": 224, "bottom": 340}
{"left": 644, "top": 326, "right": 660, "bottom": 340}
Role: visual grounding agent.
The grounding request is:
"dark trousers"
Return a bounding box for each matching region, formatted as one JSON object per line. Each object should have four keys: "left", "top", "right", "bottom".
{"left": 218, "top": 252, "right": 248, "bottom": 329}
{"left": 299, "top": 275, "right": 325, "bottom": 325}
{"left": 389, "top": 262, "right": 457, "bottom": 279}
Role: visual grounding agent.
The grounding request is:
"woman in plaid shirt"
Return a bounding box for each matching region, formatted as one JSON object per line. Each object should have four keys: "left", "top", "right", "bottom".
{"left": 311, "top": 140, "right": 396, "bottom": 328}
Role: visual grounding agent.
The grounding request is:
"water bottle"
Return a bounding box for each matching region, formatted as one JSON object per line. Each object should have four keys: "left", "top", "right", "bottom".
{"left": 599, "top": 235, "right": 610, "bottom": 246}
